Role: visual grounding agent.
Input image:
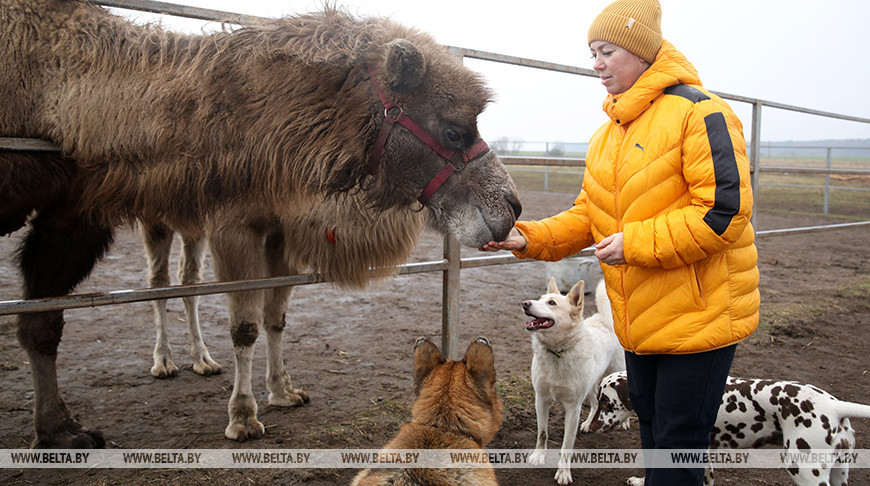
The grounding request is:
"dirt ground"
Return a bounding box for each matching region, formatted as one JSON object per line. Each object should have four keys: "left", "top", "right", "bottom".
{"left": 1, "top": 189, "right": 869, "bottom": 486}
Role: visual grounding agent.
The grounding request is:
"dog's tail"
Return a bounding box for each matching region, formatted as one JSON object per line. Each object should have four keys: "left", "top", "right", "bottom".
{"left": 833, "top": 400, "right": 870, "bottom": 419}
{"left": 594, "top": 279, "right": 614, "bottom": 329}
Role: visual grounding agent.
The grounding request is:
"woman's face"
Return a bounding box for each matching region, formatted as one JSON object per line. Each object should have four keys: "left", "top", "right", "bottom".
{"left": 589, "top": 41, "right": 650, "bottom": 95}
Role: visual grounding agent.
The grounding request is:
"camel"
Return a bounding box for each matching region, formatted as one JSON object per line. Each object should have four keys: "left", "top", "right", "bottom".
{"left": 139, "top": 187, "right": 422, "bottom": 382}
{"left": 138, "top": 189, "right": 429, "bottom": 443}
{"left": 0, "top": 0, "right": 521, "bottom": 448}
{"left": 139, "top": 221, "right": 218, "bottom": 379}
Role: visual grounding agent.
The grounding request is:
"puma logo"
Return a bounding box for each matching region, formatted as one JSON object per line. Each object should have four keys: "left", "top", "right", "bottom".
{"left": 634, "top": 143, "right": 645, "bottom": 151}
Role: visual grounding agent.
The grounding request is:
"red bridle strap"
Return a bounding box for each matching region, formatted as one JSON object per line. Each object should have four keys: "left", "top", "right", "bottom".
{"left": 367, "top": 65, "right": 491, "bottom": 204}
{"left": 418, "top": 162, "right": 457, "bottom": 204}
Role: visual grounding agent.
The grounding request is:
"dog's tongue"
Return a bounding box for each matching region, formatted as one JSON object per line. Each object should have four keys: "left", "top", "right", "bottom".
{"left": 524, "top": 318, "right": 552, "bottom": 331}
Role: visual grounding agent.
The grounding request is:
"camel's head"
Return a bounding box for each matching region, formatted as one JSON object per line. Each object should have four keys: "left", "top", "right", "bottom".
{"left": 363, "top": 38, "right": 522, "bottom": 248}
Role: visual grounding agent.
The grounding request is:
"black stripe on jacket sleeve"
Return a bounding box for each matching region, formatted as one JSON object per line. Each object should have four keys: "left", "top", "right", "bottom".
{"left": 702, "top": 112, "right": 740, "bottom": 235}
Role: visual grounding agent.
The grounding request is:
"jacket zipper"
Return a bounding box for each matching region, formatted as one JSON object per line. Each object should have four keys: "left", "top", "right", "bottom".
{"left": 614, "top": 126, "right": 633, "bottom": 352}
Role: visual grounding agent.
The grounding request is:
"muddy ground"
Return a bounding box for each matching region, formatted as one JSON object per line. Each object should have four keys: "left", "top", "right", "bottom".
{"left": 1, "top": 189, "right": 869, "bottom": 486}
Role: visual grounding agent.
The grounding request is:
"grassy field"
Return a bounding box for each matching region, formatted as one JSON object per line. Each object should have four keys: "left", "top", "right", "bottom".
{"left": 505, "top": 155, "right": 870, "bottom": 221}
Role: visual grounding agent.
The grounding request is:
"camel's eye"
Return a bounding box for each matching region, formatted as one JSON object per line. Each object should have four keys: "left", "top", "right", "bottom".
{"left": 444, "top": 128, "right": 461, "bottom": 143}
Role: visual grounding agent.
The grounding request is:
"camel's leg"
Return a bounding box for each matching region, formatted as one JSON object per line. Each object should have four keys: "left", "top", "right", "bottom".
{"left": 178, "top": 233, "right": 221, "bottom": 376}
{"left": 16, "top": 208, "right": 113, "bottom": 448}
{"left": 209, "top": 220, "right": 266, "bottom": 441}
{"left": 263, "top": 230, "right": 309, "bottom": 407}
{"left": 140, "top": 221, "right": 179, "bottom": 379}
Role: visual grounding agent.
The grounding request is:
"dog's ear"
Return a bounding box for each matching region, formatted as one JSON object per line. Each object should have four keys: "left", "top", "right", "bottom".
{"left": 413, "top": 337, "right": 445, "bottom": 394}
{"left": 568, "top": 280, "right": 585, "bottom": 309}
{"left": 615, "top": 375, "right": 633, "bottom": 412}
{"left": 463, "top": 336, "right": 496, "bottom": 388}
{"left": 546, "top": 277, "right": 560, "bottom": 295}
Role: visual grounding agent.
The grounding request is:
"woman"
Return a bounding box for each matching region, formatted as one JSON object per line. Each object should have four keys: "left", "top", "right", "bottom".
{"left": 482, "top": 0, "right": 760, "bottom": 484}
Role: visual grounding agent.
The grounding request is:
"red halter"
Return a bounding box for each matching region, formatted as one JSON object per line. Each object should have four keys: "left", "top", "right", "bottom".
{"left": 367, "top": 65, "right": 491, "bottom": 204}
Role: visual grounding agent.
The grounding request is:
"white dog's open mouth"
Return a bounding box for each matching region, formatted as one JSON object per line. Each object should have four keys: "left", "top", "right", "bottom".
{"left": 524, "top": 317, "right": 554, "bottom": 331}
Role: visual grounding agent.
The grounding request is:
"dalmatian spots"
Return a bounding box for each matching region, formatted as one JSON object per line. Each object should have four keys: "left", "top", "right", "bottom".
{"left": 592, "top": 372, "right": 870, "bottom": 485}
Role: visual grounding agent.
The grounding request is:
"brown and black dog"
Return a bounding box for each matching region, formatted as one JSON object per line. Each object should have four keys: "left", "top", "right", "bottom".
{"left": 351, "top": 337, "right": 504, "bottom": 486}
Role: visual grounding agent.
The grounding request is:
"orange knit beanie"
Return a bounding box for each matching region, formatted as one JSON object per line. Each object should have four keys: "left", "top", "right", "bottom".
{"left": 588, "top": 0, "right": 663, "bottom": 64}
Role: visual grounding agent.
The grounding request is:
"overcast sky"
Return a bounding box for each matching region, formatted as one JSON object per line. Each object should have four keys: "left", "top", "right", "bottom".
{"left": 114, "top": 0, "right": 870, "bottom": 145}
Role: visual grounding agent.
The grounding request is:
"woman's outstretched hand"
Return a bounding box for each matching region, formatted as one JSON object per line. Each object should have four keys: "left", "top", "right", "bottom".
{"left": 480, "top": 227, "right": 527, "bottom": 252}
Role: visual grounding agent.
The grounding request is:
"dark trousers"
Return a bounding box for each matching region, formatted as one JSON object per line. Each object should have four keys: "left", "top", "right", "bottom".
{"left": 624, "top": 344, "right": 736, "bottom": 486}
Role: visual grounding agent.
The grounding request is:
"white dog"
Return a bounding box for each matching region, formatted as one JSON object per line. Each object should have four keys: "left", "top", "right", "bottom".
{"left": 523, "top": 277, "right": 626, "bottom": 485}
{"left": 590, "top": 371, "right": 870, "bottom": 486}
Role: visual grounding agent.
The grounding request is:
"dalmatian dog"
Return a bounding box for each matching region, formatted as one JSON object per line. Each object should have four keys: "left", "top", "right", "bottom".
{"left": 588, "top": 371, "right": 870, "bottom": 486}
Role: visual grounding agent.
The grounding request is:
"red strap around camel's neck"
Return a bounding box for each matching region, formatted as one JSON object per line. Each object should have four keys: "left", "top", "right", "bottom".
{"left": 366, "top": 65, "right": 490, "bottom": 204}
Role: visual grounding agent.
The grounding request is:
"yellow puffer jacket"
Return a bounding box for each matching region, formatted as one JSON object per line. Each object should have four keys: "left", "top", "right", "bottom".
{"left": 515, "top": 40, "right": 759, "bottom": 354}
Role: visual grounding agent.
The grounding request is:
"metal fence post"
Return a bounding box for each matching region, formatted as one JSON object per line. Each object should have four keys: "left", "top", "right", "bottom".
{"left": 442, "top": 234, "right": 461, "bottom": 360}
{"left": 749, "top": 101, "right": 763, "bottom": 231}
{"left": 824, "top": 147, "right": 832, "bottom": 216}
{"left": 441, "top": 47, "right": 465, "bottom": 360}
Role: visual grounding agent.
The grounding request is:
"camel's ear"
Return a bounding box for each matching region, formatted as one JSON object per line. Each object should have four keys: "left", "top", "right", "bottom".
{"left": 385, "top": 39, "right": 425, "bottom": 93}
{"left": 464, "top": 336, "right": 496, "bottom": 388}
{"left": 568, "top": 280, "right": 585, "bottom": 310}
{"left": 413, "top": 337, "right": 444, "bottom": 394}
{"left": 546, "top": 276, "right": 560, "bottom": 295}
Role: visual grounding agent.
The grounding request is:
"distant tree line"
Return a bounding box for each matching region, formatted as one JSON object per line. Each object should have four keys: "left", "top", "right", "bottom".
{"left": 490, "top": 136, "right": 525, "bottom": 155}
{"left": 490, "top": 137, "right": 569, "bottom": 156}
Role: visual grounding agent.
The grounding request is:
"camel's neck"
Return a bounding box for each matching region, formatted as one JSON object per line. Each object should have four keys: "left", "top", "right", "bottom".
{"left": 280, "top": 194, "right": 426, "bottom": 288}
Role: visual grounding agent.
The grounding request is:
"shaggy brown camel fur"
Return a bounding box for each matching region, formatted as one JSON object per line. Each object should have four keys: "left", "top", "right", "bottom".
{"left": 0, "top": 0, "right": 521, "bottom": 447}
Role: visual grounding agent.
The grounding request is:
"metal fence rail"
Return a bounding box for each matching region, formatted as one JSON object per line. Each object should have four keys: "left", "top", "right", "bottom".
{"left": 2, "top": 0, "right": 869, "bottom": 358}
{"left": 500, "top": 157, "right": 870, "bottom": 215}
{"left": 4, "top": 220, "right": 870, "bottom": 318}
